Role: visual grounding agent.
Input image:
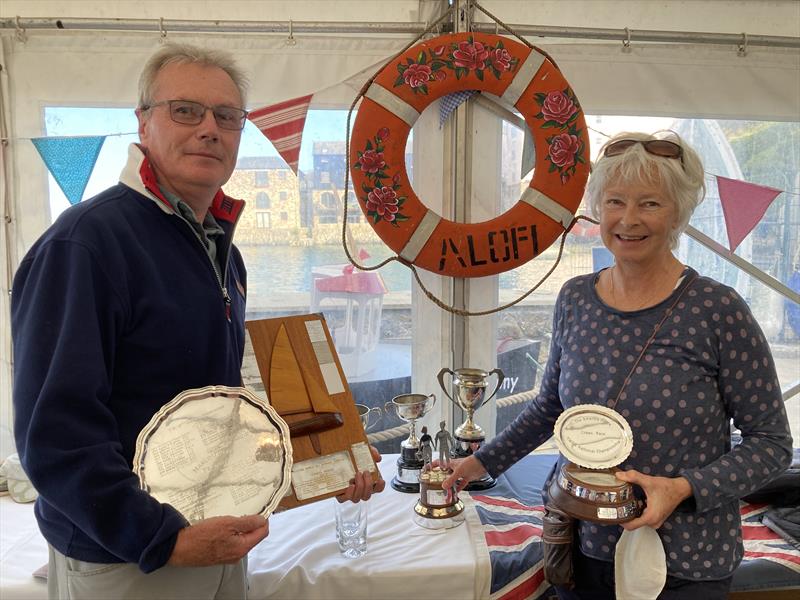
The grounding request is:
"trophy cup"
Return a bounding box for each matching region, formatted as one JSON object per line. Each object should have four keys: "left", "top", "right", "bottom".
{"left": 413, "top": 470, "right": 465, "bottom": 529}
{"left": 355, "top": 403, "right": 381, "bottom": 432}
{"left": 384, "top": 393, "right": 436, "bottom": 493}
{"left": 437, "top": 367, "right": 504, "bottom": 490}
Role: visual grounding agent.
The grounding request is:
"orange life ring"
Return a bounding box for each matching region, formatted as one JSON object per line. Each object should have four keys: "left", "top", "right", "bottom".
{"left": 350, "top": 32, "right": 590, "bottom": 278}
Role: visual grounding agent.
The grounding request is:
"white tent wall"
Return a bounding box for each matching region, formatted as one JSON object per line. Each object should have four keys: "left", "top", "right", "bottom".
{"left": 0, "top": 0, "right": 798, "bottom": 459}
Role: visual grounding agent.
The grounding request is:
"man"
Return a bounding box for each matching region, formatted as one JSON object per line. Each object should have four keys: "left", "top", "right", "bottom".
{"left": 12, "top": 44, "right": 380, "bottom": 600}
{"left": 433, "top": 420, "right": 455, "bottom": 470}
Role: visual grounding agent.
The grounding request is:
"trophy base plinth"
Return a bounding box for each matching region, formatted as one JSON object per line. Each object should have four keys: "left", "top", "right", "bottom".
{"left": 451, "top": 437, "right": 496, "bottom": 490}
{"left": 391, "top": 476, "right": 420, "bottom": 493}
{"left": 413, "top": 501, "right": 465, "bottom": 529}
{"left": 391, "top": 457, "right": 423, "bottom": 493}
{"left": 413, "top": 466, "right": 465, "bottom": 529}
{"left": 548, "top": 463, "right": 642, "bottom": 524}
{"left": 453, "top": 435, "right": 484, "bottom": 458}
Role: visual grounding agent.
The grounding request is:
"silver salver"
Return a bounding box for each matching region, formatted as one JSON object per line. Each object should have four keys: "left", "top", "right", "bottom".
{"left": 133, "top": 385, "right": 293, "bottom": 524}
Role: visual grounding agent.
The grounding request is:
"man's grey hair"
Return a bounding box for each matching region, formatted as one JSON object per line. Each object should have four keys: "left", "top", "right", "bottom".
{"left": 137, "top": 43, "right": 249, "bottom": 108}
{"left": 585, "top": 131, "right": 706, "bottom": 249}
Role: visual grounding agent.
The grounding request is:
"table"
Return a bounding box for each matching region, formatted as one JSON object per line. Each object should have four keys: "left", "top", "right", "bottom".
{"left": 247, "top": 456, "right": 491, "bottom": 600}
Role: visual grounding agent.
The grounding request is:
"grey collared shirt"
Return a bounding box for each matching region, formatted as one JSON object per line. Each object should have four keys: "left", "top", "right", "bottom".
{"left": 160, "top": 188, "right": 225, "bottom": 275}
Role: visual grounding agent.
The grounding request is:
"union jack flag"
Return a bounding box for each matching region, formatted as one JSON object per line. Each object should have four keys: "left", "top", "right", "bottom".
{"left": 470, "top": 455, "right": 556, "bottom": 600}
{"left": 740, "top": 502, "right": 800, "bottom": 574}
{"left": 470, "top": 456, "right": 800, "bottom": 598}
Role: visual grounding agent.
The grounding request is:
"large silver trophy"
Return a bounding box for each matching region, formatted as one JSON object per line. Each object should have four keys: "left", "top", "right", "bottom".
{"left": 384, "top": 393, "right": 436, "bottom": 493}
{"left": 437, "top": 367, "right": 504, "bottom": 490}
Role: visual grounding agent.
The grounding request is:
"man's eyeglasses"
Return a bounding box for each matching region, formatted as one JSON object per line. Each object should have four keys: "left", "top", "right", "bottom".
{"left": 141, "top": 100, "right": 248, "bottom": 131}
{"left": 603, "top": 139, "right": 683, "bottom": 166}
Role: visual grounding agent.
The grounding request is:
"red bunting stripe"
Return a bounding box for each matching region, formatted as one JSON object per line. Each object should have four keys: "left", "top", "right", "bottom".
{"left": 248, "top": 94, "right": 313, "bottom": 174}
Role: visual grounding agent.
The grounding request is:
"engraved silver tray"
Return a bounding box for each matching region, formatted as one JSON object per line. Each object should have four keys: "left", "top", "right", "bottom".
{"left": 133, "top": 385, "right": 293, "bottom": 523}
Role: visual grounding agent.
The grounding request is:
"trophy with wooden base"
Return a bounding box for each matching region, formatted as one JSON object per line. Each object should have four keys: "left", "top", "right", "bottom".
{"left": 412, "top": 422, "right": 464, "bottom": 530}
{"left": 548, "top": 405, "right": 642, "bottom": 524}
{"left": 437, "top": 367, "right": 504, "bottom": 490}
{"left": 384, "top": 393, "right": 436, "bottom": 493}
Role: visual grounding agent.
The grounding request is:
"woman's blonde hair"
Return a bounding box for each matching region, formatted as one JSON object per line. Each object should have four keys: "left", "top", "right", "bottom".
{"left": 585, "top": 131, "right": 706, "bottom": 249}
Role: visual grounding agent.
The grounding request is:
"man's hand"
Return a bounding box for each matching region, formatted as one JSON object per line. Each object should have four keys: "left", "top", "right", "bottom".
{"left": 615, "top": 470, "right": 692, "bottom": 531}
{"left": 336, "top": 445, "right": 386, "bottom": 504}
{"left": 168, "top": 514, "right": 268, "bottom": 567}
{"left": 441, "top": 455, "right": 488, "bottom": 497}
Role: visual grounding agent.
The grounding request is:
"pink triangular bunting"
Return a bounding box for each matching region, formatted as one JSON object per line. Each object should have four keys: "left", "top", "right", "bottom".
{"left": 716, "top": 175, "right": 782, "bottom": 253}
{"left": 248, "top": 94, "right": 313, "bottom": 175}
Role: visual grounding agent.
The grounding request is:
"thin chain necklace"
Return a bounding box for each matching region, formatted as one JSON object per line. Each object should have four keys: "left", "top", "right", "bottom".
{"left": 607, "top": 264, "right": 684, "bottom": 311}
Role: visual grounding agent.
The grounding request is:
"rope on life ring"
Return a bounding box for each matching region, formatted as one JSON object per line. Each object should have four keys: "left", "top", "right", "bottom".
{"left": 349, "top": 31, "right": 590, "bottom": 278}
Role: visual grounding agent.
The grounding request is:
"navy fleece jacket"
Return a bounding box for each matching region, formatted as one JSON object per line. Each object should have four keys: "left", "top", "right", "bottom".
{"left": 11, "top": 145, "right": 247, "bottom": 573}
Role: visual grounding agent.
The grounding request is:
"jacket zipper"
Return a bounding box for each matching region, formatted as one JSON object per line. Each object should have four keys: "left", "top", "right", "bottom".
{"left": 175, "top": 212, "right": 240, "bottom": 323}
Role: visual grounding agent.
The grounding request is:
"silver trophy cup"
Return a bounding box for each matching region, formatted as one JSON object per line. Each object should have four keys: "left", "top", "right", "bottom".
{"left": 355, "top": 404, "right": 382, "bottom": 432}
{"left": 438, "top": 367, "right": 504, "bottom": 446}
{"left": 384, "top": 393, "right": 436, "bottom": 493}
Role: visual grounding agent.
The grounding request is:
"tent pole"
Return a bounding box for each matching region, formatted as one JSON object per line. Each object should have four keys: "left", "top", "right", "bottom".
{"left": 0, "top": 17, "right": 798, "bottom": 49}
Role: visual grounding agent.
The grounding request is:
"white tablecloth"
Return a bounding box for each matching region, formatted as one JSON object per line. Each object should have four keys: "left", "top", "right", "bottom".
{"left": 0, "top": 456, "right": 491, "bottom": 600}
{"left": 0, "top": 493, "right": 48, "bottom": 600}
{"left": 248, "top": 455, "right": 491, "bottom": 600}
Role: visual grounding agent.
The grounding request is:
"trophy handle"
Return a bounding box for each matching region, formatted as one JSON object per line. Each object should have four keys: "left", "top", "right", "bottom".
{"left": 485, "top": 368, "right": 506, "bottom": 404}
{"left": 384, "top": 401, "right": 395, "bottom": 416}
{"left": 437, "top": 368, "right": 457, "bottom": 406}
{"left": 366, "top": 406, "right": 382, "bottom": 432}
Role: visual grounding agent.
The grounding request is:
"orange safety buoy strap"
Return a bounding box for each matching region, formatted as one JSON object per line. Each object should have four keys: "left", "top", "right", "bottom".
{"left": 349, "top": 32, "right": 590, "bottom": 278}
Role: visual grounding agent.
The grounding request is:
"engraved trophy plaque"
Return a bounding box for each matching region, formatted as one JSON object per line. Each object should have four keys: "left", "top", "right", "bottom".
{"left": 547, "top": 405, "right": 642, "bottom": 524}
{"left": 384, "top": 393, "right": 436, "bottom": 493}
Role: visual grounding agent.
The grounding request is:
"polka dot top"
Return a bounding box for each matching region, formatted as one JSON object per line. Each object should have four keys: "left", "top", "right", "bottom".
{"left": 475, "top": 267, "right": 793, "bottom": 581}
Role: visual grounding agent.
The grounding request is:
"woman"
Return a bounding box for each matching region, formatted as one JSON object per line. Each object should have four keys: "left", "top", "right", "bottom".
{"left": 444, "top": 131, "right": 793, "bottom": 599}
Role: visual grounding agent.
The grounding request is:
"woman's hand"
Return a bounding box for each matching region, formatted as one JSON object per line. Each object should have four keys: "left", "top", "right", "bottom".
{"left": 441, "top": 455, "right": 489, "bottom": 497}
{"left": 615, "top": 469, "right": 692, "bottom": 530}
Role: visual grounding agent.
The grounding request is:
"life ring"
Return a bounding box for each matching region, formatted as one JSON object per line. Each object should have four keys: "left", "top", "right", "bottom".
{"left": 350, "top": 33, "right": 590, "bottom": 278}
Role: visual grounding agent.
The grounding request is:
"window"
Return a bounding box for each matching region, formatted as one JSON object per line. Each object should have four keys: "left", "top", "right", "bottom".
{"left": 254, "top": 171, "right": 269, "bottom": 187}
{"left": 256, "top": 212, "right": 270, "bottom": 228}
{"left": 279, "top": 191, "right": 288, "bottom": 202}
{"left": 320, "top": 191, "right": 337, "bottom": 209}
{"left": 320, "top": 171, "right": 331, "bottom": 184}
{"left": 256, "top": 192, "right": 270, "bottom": 209}
{"left": 280, "top": 211, "right": 288, "bottom": 221}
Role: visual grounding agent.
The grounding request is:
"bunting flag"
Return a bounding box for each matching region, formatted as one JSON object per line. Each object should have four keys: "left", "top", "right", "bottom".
{"left": 716, "top": 175, "right": 782, "bottom": 253}
{"left": 439, "top": 90, "right": 478, "bottom": 128}
{"left": 31, "top": 135, "right": 105, "bottom": 205}
{"left": 248, "top": 94, "right": 313, "bottom": 175}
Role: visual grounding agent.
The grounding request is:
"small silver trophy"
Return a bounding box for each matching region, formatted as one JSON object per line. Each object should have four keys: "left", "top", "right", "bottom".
{"left": 437, "top": 367, "right": 504, "bottom": 490}
{"left": 355, "top": 404, "right": 381, "bottom": 432}
{"left": 384, "top": 393, "right": 436, "bottom": 493}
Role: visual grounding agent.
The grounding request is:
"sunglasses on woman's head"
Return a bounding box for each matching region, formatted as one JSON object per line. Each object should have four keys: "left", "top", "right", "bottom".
{"left": 603, "top": 139, "right": 684, "bottom": 167}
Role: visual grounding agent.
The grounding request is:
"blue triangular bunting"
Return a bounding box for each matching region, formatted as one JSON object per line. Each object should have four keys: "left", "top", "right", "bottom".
{"left": 439, "top": 90, "right": 478, "bottom": 128}
{"left": 31, "top": 136, "right": 106, "bottom": 205}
